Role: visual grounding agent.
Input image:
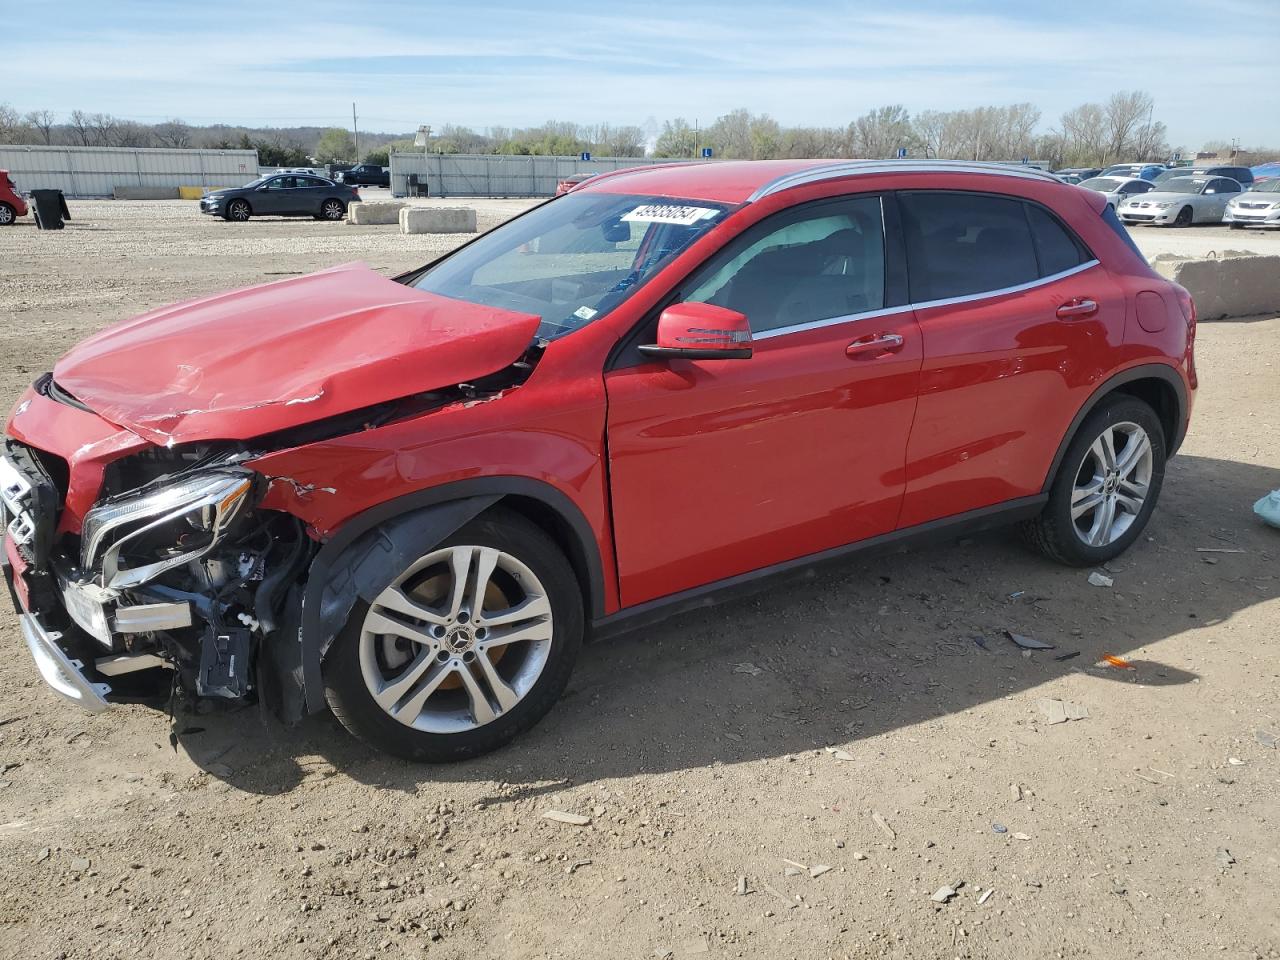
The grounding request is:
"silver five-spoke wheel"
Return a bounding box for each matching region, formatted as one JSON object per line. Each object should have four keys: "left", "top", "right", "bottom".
{"left": 1071, "top": 421, "right": 1153, "bottom": 547}
{"left": 358, "top": 545, "right": 554, "bottom": 734}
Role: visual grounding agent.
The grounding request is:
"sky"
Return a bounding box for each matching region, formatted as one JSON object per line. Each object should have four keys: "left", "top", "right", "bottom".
{"left": 4, "top": 0, "right": 1278, "bottom": 149}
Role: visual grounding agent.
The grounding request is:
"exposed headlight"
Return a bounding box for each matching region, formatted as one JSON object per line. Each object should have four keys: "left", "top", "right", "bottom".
{"left": 81, "top": 470, "right": 253, "bottom": 590}
{"left": 1153, "top": 202, "right": 1173, "bottom": 209}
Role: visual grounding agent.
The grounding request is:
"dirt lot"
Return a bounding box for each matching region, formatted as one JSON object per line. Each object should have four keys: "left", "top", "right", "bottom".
{"left": 0, "top": 199, "right": 1277, "bottom": 960}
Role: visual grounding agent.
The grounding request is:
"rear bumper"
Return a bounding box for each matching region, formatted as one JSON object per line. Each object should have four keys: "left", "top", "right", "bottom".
{"left": 18, "top": 611, "right": 111, "bottom": 712}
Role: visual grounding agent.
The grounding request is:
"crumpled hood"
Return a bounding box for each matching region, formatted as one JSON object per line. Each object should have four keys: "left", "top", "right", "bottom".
{"left": 53, "top": 262, "right": 540, "bottom": 445}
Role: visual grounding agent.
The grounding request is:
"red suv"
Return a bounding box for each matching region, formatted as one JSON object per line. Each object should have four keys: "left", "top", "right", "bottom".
{"left": 0, "top": 170, "right": 27, "bottom": 225}
{"left": 3, "top": 160, "right": 1196, "bottom": 761}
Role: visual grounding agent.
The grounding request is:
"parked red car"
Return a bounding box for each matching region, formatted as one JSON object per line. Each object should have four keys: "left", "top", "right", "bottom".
{"left": 3, "top": 160, "right": 1196, "bottom": 761}
{"left": 555, "top": 172, "right": 595, "bottom": 196}
{"left": 0, "top": 170, "right": 28, "bottom": 225}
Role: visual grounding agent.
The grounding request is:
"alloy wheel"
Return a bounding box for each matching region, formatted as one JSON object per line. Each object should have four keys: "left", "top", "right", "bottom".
{"left": 229, "top": 200, "right": 250, "bottom": 221}
{"left": 0, "top": 204, "right": 13, "bottom": 225}
{"left": 358, "top": 545, "right": 554, "bottom": 734}
{"left": 1070, "top": 421, "right": 1153, "bottom": 547}
{"left": 322, "top": 200, "right": 344, "bottom": 220}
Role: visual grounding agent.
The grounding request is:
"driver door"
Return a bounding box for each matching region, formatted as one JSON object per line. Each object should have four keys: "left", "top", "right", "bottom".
{"left": 254, "top": 176, "right": 294, "bottom": 214}
{"left": 603, "top": 195, "right": 922, "bottom": 607}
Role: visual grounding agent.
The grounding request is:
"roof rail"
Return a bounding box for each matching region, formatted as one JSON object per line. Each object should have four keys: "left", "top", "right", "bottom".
{"left": 747, "top": 160, "right": 1062, "bottom": 202}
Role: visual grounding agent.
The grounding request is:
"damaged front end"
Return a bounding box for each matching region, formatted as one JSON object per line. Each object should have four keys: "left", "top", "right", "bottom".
{"left": 6, "top": 439, "right": 313, "bottom": 714}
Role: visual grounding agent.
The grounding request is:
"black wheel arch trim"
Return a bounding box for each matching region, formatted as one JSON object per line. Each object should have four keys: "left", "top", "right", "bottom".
{"left": 1040, "top": 363, "right": 1187, "bottom": 495}
{"left": 295, "top": 477, "right": 606, "bottom": 714}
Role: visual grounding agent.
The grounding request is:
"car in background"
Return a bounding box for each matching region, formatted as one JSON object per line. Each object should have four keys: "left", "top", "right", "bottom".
{"left": 1153, "top": 165, "right": 1254, "bottom": 189}
{"left": 1118, "top": 175, "right": 1242, "bottom": 226}
{"left": 1055, "top": 167, "right": 1102, "bottom": 182}
{"left": 1101, "top": 163, "right": 1166, "bottom": 182}
{"left": 555, "top": 173, "right": 596, "bottom": 196}
{"left": 337, "top": 164, "right": 391, "bottom": 188}
{"left": 1250, "top": 161, "right": 1280, "bottom": 184}
{"left": 5, "top": 159, "right": 1198, "bottom": 762}
{"left": 1223, "top": 177, "right": 1280, "bottom": 229}
{"left": 199, "top": 174, "right": 360, "bottom": 222}
{"left": 1078, "top": 175, "right": 1155, "bottom": 209}
{"left": 0, "top": 170, "right": 28, "bottom": 226}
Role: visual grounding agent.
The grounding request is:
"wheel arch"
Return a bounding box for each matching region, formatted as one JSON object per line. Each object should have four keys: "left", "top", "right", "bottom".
{"left": 295, "top": 477, "right": 606, "bottom": 714}
{"left": 1041, "top": 363, "right": 1187, "bottom": 495}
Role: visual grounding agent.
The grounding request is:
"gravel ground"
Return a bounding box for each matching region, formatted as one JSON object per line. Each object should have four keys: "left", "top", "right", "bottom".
{"left": 0, "top": 199, "right": 1277, "bottom": 960}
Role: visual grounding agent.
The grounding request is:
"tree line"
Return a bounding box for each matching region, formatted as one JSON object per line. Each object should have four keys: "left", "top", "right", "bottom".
{"left": 2, "top": 95, "right": 1276, "bottom": 167}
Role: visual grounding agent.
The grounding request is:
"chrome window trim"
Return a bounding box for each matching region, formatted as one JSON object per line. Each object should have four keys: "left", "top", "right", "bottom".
{"left": 748, "top": 160, "right": 1063, "bottom": 203}
{"left": 752, "top": 260, "right": 1100, "bottom": 342}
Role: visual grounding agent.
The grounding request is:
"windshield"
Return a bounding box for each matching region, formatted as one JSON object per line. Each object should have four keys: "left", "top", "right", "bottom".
{"left": 1101, "top": 166, "right": 1139, "bottom": 176}
{"left": 1080, "top": 178, "right": 1124, "bottom": 191}
{"left": 240, "top": 177, "right": 268, "bottom": 189}
{"left": 1160, "top": 178, "right": 1207, "bottom": 194}
{"left": 1249, "top": 179, "right": 1280, "bottom": 193}
{"left": 412, "top": 193, "right": 731, "bottom": 340}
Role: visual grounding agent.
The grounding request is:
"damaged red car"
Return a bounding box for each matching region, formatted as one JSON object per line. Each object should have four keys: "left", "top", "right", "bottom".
{"left": 3, "top": 160, "right": 1196, "bottom": 761}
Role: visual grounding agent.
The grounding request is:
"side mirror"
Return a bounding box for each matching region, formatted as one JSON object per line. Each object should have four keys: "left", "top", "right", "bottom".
{"left": 639, "top": 302, "right": 752, "bottom": 361}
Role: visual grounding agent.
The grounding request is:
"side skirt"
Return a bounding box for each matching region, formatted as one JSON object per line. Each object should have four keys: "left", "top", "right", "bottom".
{"left": 590, "top": 494, "right": 1047, "bottom": 642}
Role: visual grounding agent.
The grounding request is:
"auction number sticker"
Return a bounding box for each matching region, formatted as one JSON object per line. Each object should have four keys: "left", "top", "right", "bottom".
{"left": 621, "top": 204, "right": 720, "bottom": 226}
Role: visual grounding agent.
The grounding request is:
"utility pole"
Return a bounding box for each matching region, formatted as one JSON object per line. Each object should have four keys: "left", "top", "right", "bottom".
{"left": 352, "top": 102, "right": 360, "bottom": 162}
{"left": 694, "top": 119, "right": 699, "bottom": 159}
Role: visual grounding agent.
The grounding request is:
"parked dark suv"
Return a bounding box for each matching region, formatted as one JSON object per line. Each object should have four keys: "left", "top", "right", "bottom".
{"left": 337, "top": 164, "right": 391, "bottom": 188}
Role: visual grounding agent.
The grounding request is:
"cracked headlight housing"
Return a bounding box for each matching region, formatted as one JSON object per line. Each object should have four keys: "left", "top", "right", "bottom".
{"left": 80, "top": 470, "right": 253, "bottom": 590}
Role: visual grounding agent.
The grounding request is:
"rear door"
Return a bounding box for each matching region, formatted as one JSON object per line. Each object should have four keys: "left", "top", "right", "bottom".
{"left": 604, "top": 194, "right": 923, "bottom": 607}
{"left": 895, "top": 190, "right": 1125, "bottom": 527}
{"left": 295, "top": 176, "right": 330, "bottom": 214}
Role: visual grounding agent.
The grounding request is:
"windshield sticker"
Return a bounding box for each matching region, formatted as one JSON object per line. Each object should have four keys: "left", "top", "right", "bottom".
{"left": 573, "top": 306, "right": 598, "bottom": 321}
{"left": 622, "top": 204, "right": 720, "bottom": 226}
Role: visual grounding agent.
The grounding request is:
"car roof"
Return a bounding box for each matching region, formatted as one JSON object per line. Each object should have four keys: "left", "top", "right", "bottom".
{"left": 580, "top": 159, "right": 1062, "bottom": 204}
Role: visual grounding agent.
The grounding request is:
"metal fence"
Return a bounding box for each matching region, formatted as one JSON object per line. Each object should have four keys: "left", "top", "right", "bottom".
{"left": 389, "top": 153, "right": 690, "bottom": 198}
{"left": 0, "top": 145, "right": 260, "bottom": 197}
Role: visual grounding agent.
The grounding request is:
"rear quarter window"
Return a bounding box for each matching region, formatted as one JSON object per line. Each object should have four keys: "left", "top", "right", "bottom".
{"left": 1025, "top": 204, "right": 1091, "bottom": 277}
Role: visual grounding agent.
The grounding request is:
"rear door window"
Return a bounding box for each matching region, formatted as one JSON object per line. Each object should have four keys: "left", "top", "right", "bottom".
{"left": 1025, "top": 204, "right": 1090, "bottom": 277}
{"left": 898, "top": 192, "right": 1039, "bottom": 302}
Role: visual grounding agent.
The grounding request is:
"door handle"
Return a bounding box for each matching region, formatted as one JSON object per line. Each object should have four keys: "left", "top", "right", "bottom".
{"left": 846, "top": 333, "right": 904, "bottom": 358}
{"left": 1056, "top": 298, "right": 1098, "bottom": 320}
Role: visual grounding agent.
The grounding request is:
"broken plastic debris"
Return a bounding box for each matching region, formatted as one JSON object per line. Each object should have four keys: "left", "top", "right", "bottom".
{"left": 992, "top": 823, "right": 1008, "bottom": 834}
{"left": 1039, "top": 698, "right": 1089, "bottom": 724}
{"left": 1257, "top": 729, "right": 1278, "bottom": 750}
{"left": 540, "top": 810, "right": 590, "bottom": 826}
{"left": 824, "top": 746, "right": 855, "bottom": 762}
{"left": 1216, "top": 847, "right": 1236, "bottom": 868}
{"left": 736, "top": 876, "right": 748, "bottom": 896}
{"left": 732, "top": 662, "right": 762, "bottom": 676}
{"left": 977, "top": 889, "right": 995, "bottom": 905}
{"left": 872, "top": 812, "right": 896, "bottom": 840}
{"left": 809, "top": 864, "right": 833, "bottom": 878}
{"left": 1088, "top": 571, "right": 1114, "bottom": 587}
{"left": 1007, "top": 631, "right": 1055, "bottom": 650}
{"left": 1097, "top": 654, "right": 1134, "bottom": 669}
{"left": 931, "top": 885, "right": 958, "bottom": 903}
{"left": 1012, "top": 832, "right": 1031, "bottom": 841}
{"left": 1253, "top": 489, "right": 1280, "bottom": 529}
{"left": 1053, "top": 651, "right": 1081, "bottom": 662}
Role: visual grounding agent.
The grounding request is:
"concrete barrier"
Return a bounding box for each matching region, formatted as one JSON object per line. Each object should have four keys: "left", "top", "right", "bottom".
{"left": 347, "top": 201, "right": 406, "bottom": 225}
{"left": 399, "top": 206, "right": 478, "bottom": 234}
{"left": 112, "top": 186, "right": 181, "bottom": 200}
{"left": 1152, "top": 253, "right": 1280, "bottom": 320}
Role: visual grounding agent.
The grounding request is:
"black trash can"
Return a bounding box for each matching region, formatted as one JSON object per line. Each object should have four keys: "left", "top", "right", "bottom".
{"left": 31, "top": 189, "right": 71, "bottom": 230}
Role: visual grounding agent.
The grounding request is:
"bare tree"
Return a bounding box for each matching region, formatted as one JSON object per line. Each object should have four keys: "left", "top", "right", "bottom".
{"left": 87, "top": 112, "right": 118, "bottom": 146}
{"left": 24, "top": 109, "right": 55, "bottom": 144}
{"left": 68, "top": 110, "right": 94, "bottom": 146}
{"left": 0, "top": 102, "right": 31, "bottom": 143}
{"left": 1104, "top": 90, "right": 1154, "bottom": 161}
{"left": 152, "top": 118, "right": 191, "bottom": 148}
{"left": 848, "top": 105, "right": 913, "bottom": 158}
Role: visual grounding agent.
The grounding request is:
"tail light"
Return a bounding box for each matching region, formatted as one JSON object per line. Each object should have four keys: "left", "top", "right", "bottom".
{"left": 1173, "top": 283, "right": 1197, "bottom": 387}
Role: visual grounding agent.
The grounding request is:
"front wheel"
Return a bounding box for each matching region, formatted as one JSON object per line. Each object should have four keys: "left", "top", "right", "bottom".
{"left": 0, "top": 202, "right": 15, "bottom": 225}
{"left": 225, "top": 199, "right": 251, "bottom": 222}
{"left": 324, "top": 509, "right": 583, "bottom": 762}
{"left": 1021, "top": 395, "right": 1166, "bottom": 567}
{"left": 1173, "top": 206, "right": 1193, "bottom": 227}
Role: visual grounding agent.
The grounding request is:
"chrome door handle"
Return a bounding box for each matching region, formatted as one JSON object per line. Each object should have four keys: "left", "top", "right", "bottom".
{"left": 1056, "top": 299, "right": 1098, "bottom": 319}
{"left": 846, "top": 333, "right": 904, "bottom": 358}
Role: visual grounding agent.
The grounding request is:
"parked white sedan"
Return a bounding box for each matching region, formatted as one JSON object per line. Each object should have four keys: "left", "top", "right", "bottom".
{"left": 1078, "top": 175, "right": 1155, "bottom": 210}
{"left": 1118, "top": 175, "right": 1243, "bottom": 227}
{"left": 1223, "top": 178, "right": 1280, "bottom": 229}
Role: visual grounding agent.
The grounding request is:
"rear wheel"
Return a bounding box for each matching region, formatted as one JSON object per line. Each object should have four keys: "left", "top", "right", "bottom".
{"left": 1021, "top": 395, "right": 1166, "bottom": 567}
{"left": 0, "top": 202, "right": 15, "bottom": 225}
{"left": 320, "top": 198, "right": 346, "bottom": 221}
{"left": 225, "top": 199, "right": 251, "bottom": 222}
{"left": 324, "top": 509, "right": 583, "bottom": 762}
{"left": 1173, "top": 206, "right": 1193, "bottom": 227}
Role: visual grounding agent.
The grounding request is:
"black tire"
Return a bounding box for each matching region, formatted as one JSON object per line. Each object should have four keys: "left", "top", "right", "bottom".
{"left": 1173, "top": 206, "right": 1193, "bottom": 227}
{"left": 1021, "top": 394, "right": 1166, "bottom": 567}
{"left": 1228, "top": 222, "right": 1244, "bottom": 230}
{"left": 324, "top": 508, "right": 583, "bottom": 762}
{"left": 0, "top": 202, "right": 15, "bottom": 226}
{"left": 320, "top": 198, "right": 346, "bottom": 221}
{"left": 225, "top": 199, "right": 251, "bottom": 222}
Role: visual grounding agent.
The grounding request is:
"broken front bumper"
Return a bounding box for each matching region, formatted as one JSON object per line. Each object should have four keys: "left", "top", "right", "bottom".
{"left": 18, "top": 611, "right": 111, "bottom": 712}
